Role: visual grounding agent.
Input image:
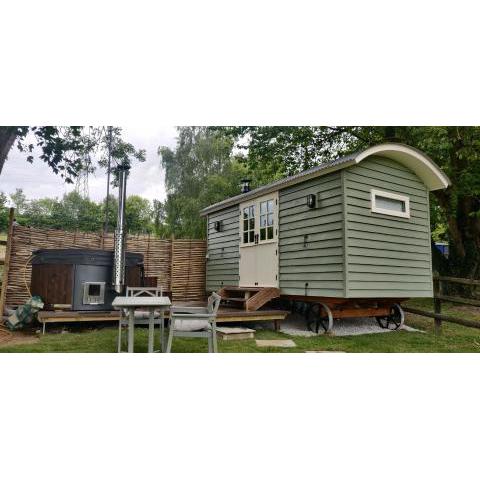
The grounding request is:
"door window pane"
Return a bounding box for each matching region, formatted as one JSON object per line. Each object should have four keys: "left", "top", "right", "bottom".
{"left": 257, "top": 198, "right": 275, "bottom": 242}
{"left": 242, "top": 204, "right": 255, "bottom": 244}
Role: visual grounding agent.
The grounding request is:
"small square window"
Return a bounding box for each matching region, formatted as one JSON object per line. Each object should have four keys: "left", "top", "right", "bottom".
{"left": 371, "top": 189, "right": 410, "bottom": 218}
{"left": 89, "top": 284, "right": 101, "bottom": 296}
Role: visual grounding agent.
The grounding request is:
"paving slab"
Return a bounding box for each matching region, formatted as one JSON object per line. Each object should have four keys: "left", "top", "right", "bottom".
{"left": 216, "top": 327, "right": 255, "bottom": 341}
{"left": 256, "top": 339, "right": 296, "bottom": 348}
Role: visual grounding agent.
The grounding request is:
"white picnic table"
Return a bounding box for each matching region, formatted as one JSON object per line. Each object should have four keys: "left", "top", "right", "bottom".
{"left": 112, "top": 296, "right": 171, "bottom": 353}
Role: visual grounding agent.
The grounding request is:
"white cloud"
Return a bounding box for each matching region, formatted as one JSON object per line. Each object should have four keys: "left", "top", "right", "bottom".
{"left": 0, "top": 126, "right": 178, "bottom": 204}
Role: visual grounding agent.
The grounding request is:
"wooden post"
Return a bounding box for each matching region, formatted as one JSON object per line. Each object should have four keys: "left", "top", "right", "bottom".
{"left": 433, "top": 276, "right": 442, "bottom": 335}
{"left": 0, "top": 208, "right": 15, "bottom": 317}
{"left": 170, "top": 234, "right": 175, "bottom": 300}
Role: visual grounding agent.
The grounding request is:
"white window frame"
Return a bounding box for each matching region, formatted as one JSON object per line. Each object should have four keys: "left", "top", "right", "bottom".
{"left": 241, "top": 204, "right": 256, "bottom": 245}
{"left": 370, "top": 189, "right": 410, "bottom": 219}
{"left": 259, "top": 198, "right": 275, "bottom": 243}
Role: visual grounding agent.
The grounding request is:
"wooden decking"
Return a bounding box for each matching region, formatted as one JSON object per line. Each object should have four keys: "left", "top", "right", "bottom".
{"left": 37, "top": 305, "right": 289, "bottom": 331}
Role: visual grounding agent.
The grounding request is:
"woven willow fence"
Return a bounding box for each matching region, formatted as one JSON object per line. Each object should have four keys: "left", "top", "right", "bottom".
{"left": 3, "top": 225, "right": 206, "bottom": 308}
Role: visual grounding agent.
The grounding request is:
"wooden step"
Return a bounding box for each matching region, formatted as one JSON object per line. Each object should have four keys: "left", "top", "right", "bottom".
{"left": 221, "top": 286, "right": 262, "bottom": 293}
{"left": 218, "top": 286, "right": 280, "bottom": 312}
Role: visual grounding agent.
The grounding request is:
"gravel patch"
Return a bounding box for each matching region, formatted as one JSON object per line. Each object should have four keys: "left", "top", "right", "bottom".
{"left": 278, "top": 313, "right": 421, "bottom": 337}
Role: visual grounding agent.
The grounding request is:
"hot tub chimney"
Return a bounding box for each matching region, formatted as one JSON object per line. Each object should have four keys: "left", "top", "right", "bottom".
{"left": 113, "top": 164, "right": 130, "bottom": 293}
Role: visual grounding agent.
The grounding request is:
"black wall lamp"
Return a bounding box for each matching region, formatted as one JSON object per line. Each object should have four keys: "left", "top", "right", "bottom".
{"left": 306, "top": 193, "right": 316, "bottom": 209}
{"left": 214, "top": 220, "right": 222, "bottom": 232}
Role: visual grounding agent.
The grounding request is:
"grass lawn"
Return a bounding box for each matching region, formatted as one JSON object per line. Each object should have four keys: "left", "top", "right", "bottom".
{"left": 0, "top": 298, "right": 479, "bottom": 353}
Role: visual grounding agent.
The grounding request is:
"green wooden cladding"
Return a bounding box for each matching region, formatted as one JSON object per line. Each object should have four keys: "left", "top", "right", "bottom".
{"left": 206, "top": 205, "right": 239, "bottom": 291}
{"left": 343, "top": 156, "right": 433, "bottom": 298}
{"left": 206, "top": 155, "right": 434, "bottom": 298}
{"left": 278, "top": 172, "right": 345, "bottom": 297}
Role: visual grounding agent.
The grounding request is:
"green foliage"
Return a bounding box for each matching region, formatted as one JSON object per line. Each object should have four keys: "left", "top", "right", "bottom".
{"left": 12, "top": 126, "right": 94, "bottom": 182}
{"left": 5, "top": 190, "right": 160, "bottom": 235}
{"left": 0, "top": 192, "right": 8, "bottom": 231}
{"left": 9, "top": 188, "right": 27, "bottom": 214}
{"left": 125, "top": 195, "right": 153, "bottom": 235}
{"left": 1, "top": 126, "right": 146, "bottom": 185}
{"left": 97, "top": 127, "right": 146, "bottom": 185}
{"left": 159, "top": 127, "right": 253, "bottom": 238}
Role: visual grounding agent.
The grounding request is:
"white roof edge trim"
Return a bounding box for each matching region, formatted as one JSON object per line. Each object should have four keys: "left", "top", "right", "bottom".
{"left": 354, "top": 143, "right": 451, "bottom": 191}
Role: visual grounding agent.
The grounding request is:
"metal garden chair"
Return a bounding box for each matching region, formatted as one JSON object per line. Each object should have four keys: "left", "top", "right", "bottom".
{"left": 166, "top": 292, "right": 221, "bottom": 353}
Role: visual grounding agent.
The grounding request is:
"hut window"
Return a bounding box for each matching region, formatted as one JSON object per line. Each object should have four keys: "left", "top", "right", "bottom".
{"left": 259, "top": 199, "right": 274, "bottom": 241}
{"left": 243, "top": 205, "right": 255, "bottom": 243}
{"left": 371, "top": 189, "right": 410, "bottom": 218}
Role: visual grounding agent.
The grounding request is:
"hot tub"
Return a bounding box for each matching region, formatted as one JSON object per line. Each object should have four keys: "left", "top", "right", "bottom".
{"left": 30, "top": 248, "right": 144, "bottom": 311}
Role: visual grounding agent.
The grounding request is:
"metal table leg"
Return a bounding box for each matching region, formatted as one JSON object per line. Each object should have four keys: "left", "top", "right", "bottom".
{"left": 128, "top": 308, "right": 135, "bottom": 353}
{"left": 148, "top": 307, "right": 155, "bottom": 353}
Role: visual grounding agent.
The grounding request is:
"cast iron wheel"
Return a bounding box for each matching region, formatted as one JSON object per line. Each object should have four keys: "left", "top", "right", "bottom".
{"left": 376, "top": 304, "right": 405, "bottom": 330}
{"left": 306, "top": 303, "right": 333, "bottom": 334}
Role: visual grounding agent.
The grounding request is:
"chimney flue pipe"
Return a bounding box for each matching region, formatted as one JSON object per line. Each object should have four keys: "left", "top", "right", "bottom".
{"left": 113, "top": 164, "right": 130, "bottom": 294}
{"left": 240, "top": 179, "right": 251, "bottom": 194}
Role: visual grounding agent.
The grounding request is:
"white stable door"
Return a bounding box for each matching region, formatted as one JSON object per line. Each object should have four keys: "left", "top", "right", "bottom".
{"left": 239, "top": 192, "right": 279, "bottom": 287}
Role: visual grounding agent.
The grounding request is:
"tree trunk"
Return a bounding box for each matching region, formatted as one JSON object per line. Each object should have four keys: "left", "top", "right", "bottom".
{"left": 0, "top": 127, "right": 18, "bottom": 175}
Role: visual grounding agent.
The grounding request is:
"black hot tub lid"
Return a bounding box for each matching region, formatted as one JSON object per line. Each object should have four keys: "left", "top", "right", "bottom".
{"left": 31, "top": 248, "right": 143, "bottom": 267}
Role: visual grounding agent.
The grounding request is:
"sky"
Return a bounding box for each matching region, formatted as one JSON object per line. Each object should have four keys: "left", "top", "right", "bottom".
{"left": 0, "top": 126, "right": 178, "bottom": 204}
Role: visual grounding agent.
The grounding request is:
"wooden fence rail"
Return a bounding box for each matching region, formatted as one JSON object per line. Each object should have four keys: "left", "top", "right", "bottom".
{"left": 403, "top": 307, "right": 480, "bottom": 330}
{"left": 406, "top": 274, "right": 480, "bottom": 334}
